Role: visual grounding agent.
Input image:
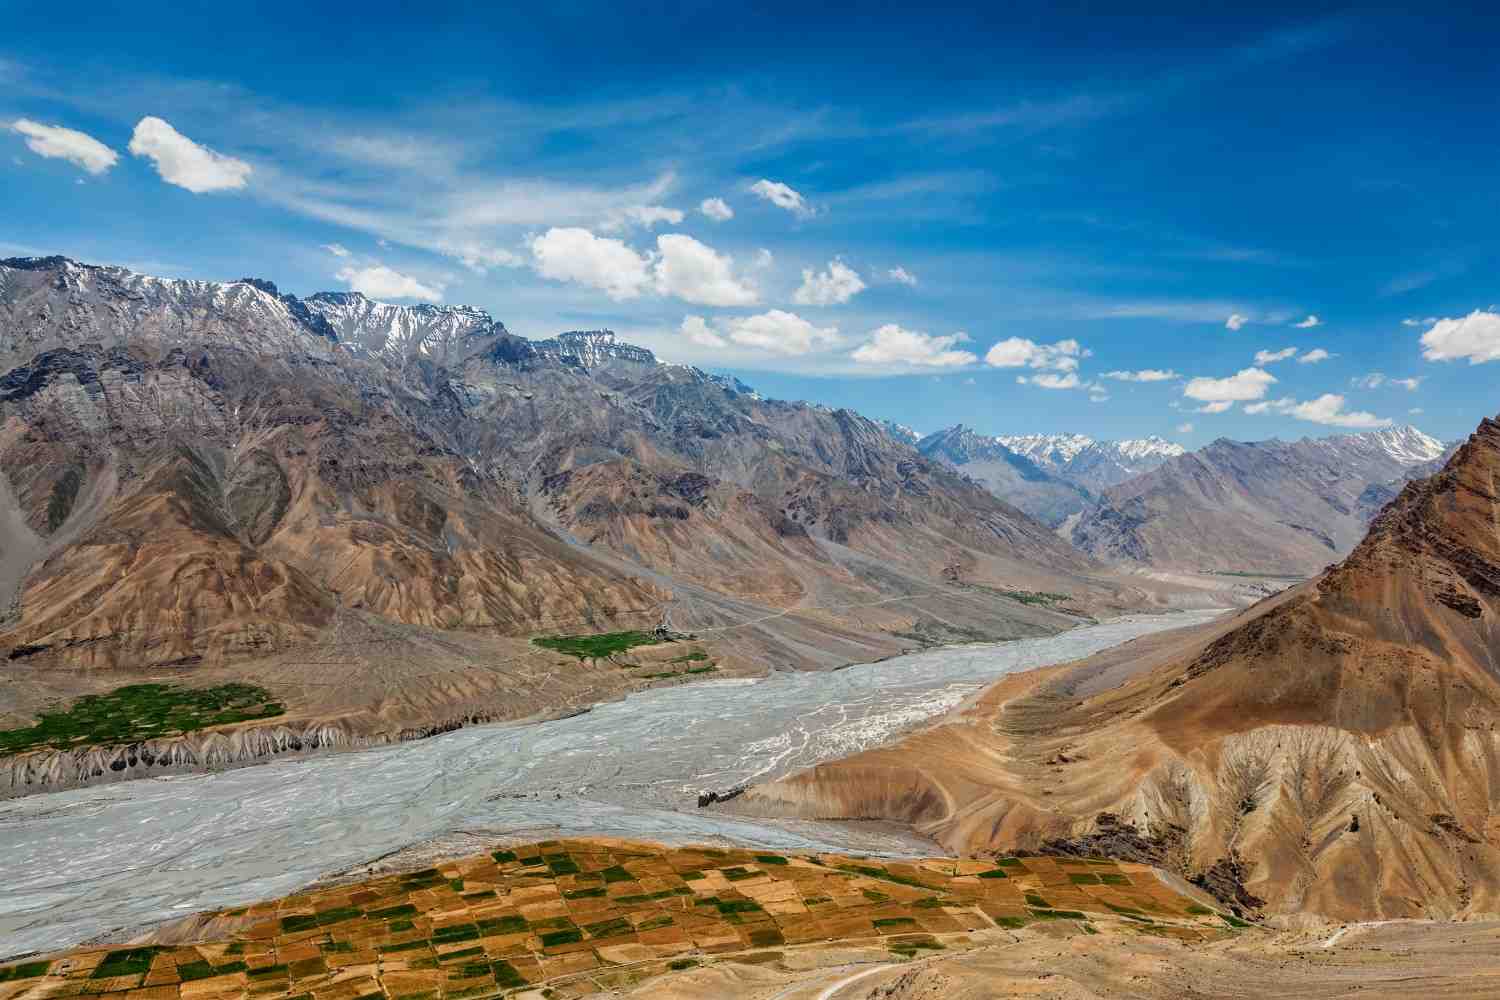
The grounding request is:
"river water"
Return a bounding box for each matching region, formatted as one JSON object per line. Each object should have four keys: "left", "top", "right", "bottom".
{"left": 0, "top": 610, "right": 1222, "bottom": 956}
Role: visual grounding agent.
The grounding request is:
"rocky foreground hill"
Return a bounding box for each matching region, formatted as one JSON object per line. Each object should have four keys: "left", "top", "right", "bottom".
{"left": 741, "top": 412, "right": 1500, "bottom": 921}
{"left": 0, "top": 255, "right": 1176, "bottom": 792}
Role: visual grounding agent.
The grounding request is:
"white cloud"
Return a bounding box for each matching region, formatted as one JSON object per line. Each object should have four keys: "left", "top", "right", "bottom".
{"left": 984, "top": 337, "right": 1089, "bottom": 372}
{"left": 717, "top": 310, "right": 839, "bottom": 355}
{"left": 335, "top": 264, "right": 442, "bottom": 302}
{"left": 1409, "top": 407, "right": 1424, "bottom": 415}
{"left": 1246, "top": 394, "right": 1391, "bottom": 429}
{"left": 128, "top": 116, "right": 252, "bottom": 192}
{"left": 1102, "top": 368, "right": 1179, "bottom": 382}
{"left": 699, "top": 197, "right": 734, "bottom": 222}
{"left": 1402, "top": 316, "right": 1438, "bottom": 327}
{"left": 750, "top": 178, "right": 812, "bottom": 217}
{"left": 528, "top": 229, "right": 757, "bottom": 306}
{"left": 680, "top": 315, "right": 727, "bottom": 348}
{"left": 10, "top": 119, "right": 118, "bottom": 174}
{"left": 1297, "top": 348, "right": 1332, "bottom": 364}
{"left": 887, "top": 266, "right": 918, "bottom": 286}
{"left": 1419, "top": 310, "right": 1500, "bottom": 364}
{"left": 751, "top": 248, "right": 774, "bottom": 269}
{"left": 1088, "top": 385, "right": 1110, "bottom": 402}
{"left": 321, "top": 243, "right": 350, "bottom": 257}
{"left": 1225, "top": 313, "right": 1248, "bottom": 331}
{"left": 1253, "top": 347, "right": 1297, "bottom": 365}
{"left": 1017, "top": 372, "right": 1082, "bottom": 390}
{"left": 1352, "top": 372, "right": 1423, "bottom": 391}
{"left": 653, "top": 233, "right": 758, "bottom": 306}
{"left": 1183, "top": 367, "right": 1277, "bottom": 413}
{"left": 850, "top": 325, "right": 976, "bottom": 368}
{"left": 1176, "top": 422, "right": 1195, "bottom": 434}
{"left": 793, "top": 259, "right": 866, "bottom": 306}
{"left": 1294, "top": 314, "right": 1323, "bottom": 328}
{"left": 529, "top": 227, "right": 653, "bottom": 300}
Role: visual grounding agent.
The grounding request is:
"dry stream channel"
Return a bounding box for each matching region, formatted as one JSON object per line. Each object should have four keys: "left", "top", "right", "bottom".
{"left": 0, "top": 610, "right": 1224, "bottom": 957}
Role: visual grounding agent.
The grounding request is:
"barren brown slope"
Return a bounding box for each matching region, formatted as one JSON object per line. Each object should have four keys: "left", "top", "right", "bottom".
{"left": 742, "top": 413, "right": 1500, "bottom": 921}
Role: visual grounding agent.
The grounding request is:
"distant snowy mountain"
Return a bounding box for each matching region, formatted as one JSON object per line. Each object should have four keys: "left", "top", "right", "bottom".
{"left": 1069, "top": 425, "right": 1454, "bottom": 575}
{"left": 994, "top": 433, "right": 1186, "bottom": 491}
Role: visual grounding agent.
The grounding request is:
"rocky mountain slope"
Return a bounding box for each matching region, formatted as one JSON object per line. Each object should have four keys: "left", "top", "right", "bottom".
{"left": 915, "top": 425, "right": 1093, "bottom": 526}
{"left": 741, "top": 412, "right": 1500, "bottom": 920}
{"left": 0, "top": 255, "right": 1162, "bottom": 791}
{"left": 1069, "top": 425, "right": 1447, "bottom": 575}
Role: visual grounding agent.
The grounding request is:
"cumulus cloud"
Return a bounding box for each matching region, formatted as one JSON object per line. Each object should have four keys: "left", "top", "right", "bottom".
{"left": 527, "top": 229, "right": 756, "bottom": 306}
{"left": 1102, "top": 368, "right": 1179, "bottom": 382}
{"left": 1245, "top": 394, "right": 1391, "bottom": 429}
{"left": 1418, "top": 310, "right": 1500, "bottom": 364}
{"left": 716, "top": 310, "right": 839, "bottom": 355}
{"left": 10, "top": 119, "right": 118, "bottom": 174}
{"left": 1017, "top": 372, "right": 1082, "bottom": 390}
{"left": 750, "top": 178, "right": 812, "bottom": 217}
{"left": 850, "top": 325, "right": 976, "bottom": 368}
{"left": 699, "top": 197, "right": 734, "bottom": 222}
{"left": 1225, "top": 313, "right": 1248, "bottom": 331}
{"left": 529, "top": 227, "right": 653, "bottom": 300}
{"left": 1183, "top": 367, "right": 1277, "bottom": 413}
{"left": 887, "top": 266, "right": 918, "bottom": 286}
{"left": 984, "top": 337, "right": 1089, "bottom": 372}
{"left": 321, "top": 243, "right": 351, "bottom": 257}
{"left": 1294, "top": 314, "right": 1323, "bottom": 328}
{"left": 680, "top": 315, "right": 727, "bottom": 348}
{"left": 128, "top": 116, "right": 252, "bottom": 192}
{"left": 1298, "top": 348, "right": 1332, "bottom": 364}
{"left": 1253, "top": 347, "right": 1297, "bottom": 365}
{"left": 793, "top": 259, "right": 866, "bottom": 306}
{"left": 336, "top": 264, "right": 442, "bottom": 302}
{"left": 1352, "top": 373, "right": 1422, "bottom": 391}
{"left": 653, "top": 233, "right": 758, "bottom": 306}
{"left": 751, "top": 248, "right": 774, "bottom": 269}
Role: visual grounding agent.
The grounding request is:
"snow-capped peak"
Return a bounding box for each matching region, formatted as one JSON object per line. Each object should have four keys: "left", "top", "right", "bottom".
{"left": 1362, "top": 424, "right": 1446, "bottom": 464}
{"left": 1108, "top": 436, "right": 1187, "bottom": 461}
{"left": 995, "top": 432, "right": 1097, "bottom": 465}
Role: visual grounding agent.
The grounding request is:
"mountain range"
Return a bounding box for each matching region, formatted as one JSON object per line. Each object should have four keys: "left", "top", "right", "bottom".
{"left": 913, "top": 427, "right": 1185, "bottom": 526}
{"left": 0, "top": 255, "right": 1162, "bottom": 791}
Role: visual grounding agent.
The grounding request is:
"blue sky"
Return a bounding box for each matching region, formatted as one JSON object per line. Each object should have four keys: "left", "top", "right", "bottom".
{"left": 3, "top": 3, "right": 1499, "bottom": 445}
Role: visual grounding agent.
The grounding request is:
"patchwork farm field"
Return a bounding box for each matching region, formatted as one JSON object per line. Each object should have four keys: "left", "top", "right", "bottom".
{"left": 0, "top": 839, "right": 1233, "bottom": 1000}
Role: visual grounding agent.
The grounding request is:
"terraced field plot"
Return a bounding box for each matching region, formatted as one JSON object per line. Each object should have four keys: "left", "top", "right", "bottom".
{"left": 0, "top": 840, "right": 1233, "bottom": 1000}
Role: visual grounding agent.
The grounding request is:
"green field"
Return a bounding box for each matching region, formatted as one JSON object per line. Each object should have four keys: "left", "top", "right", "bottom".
{"left": 0, "top": 683, "right": 284, "bottom": 754}
{"left": 532, "top": 630, "right": 662, "bottom": 659}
